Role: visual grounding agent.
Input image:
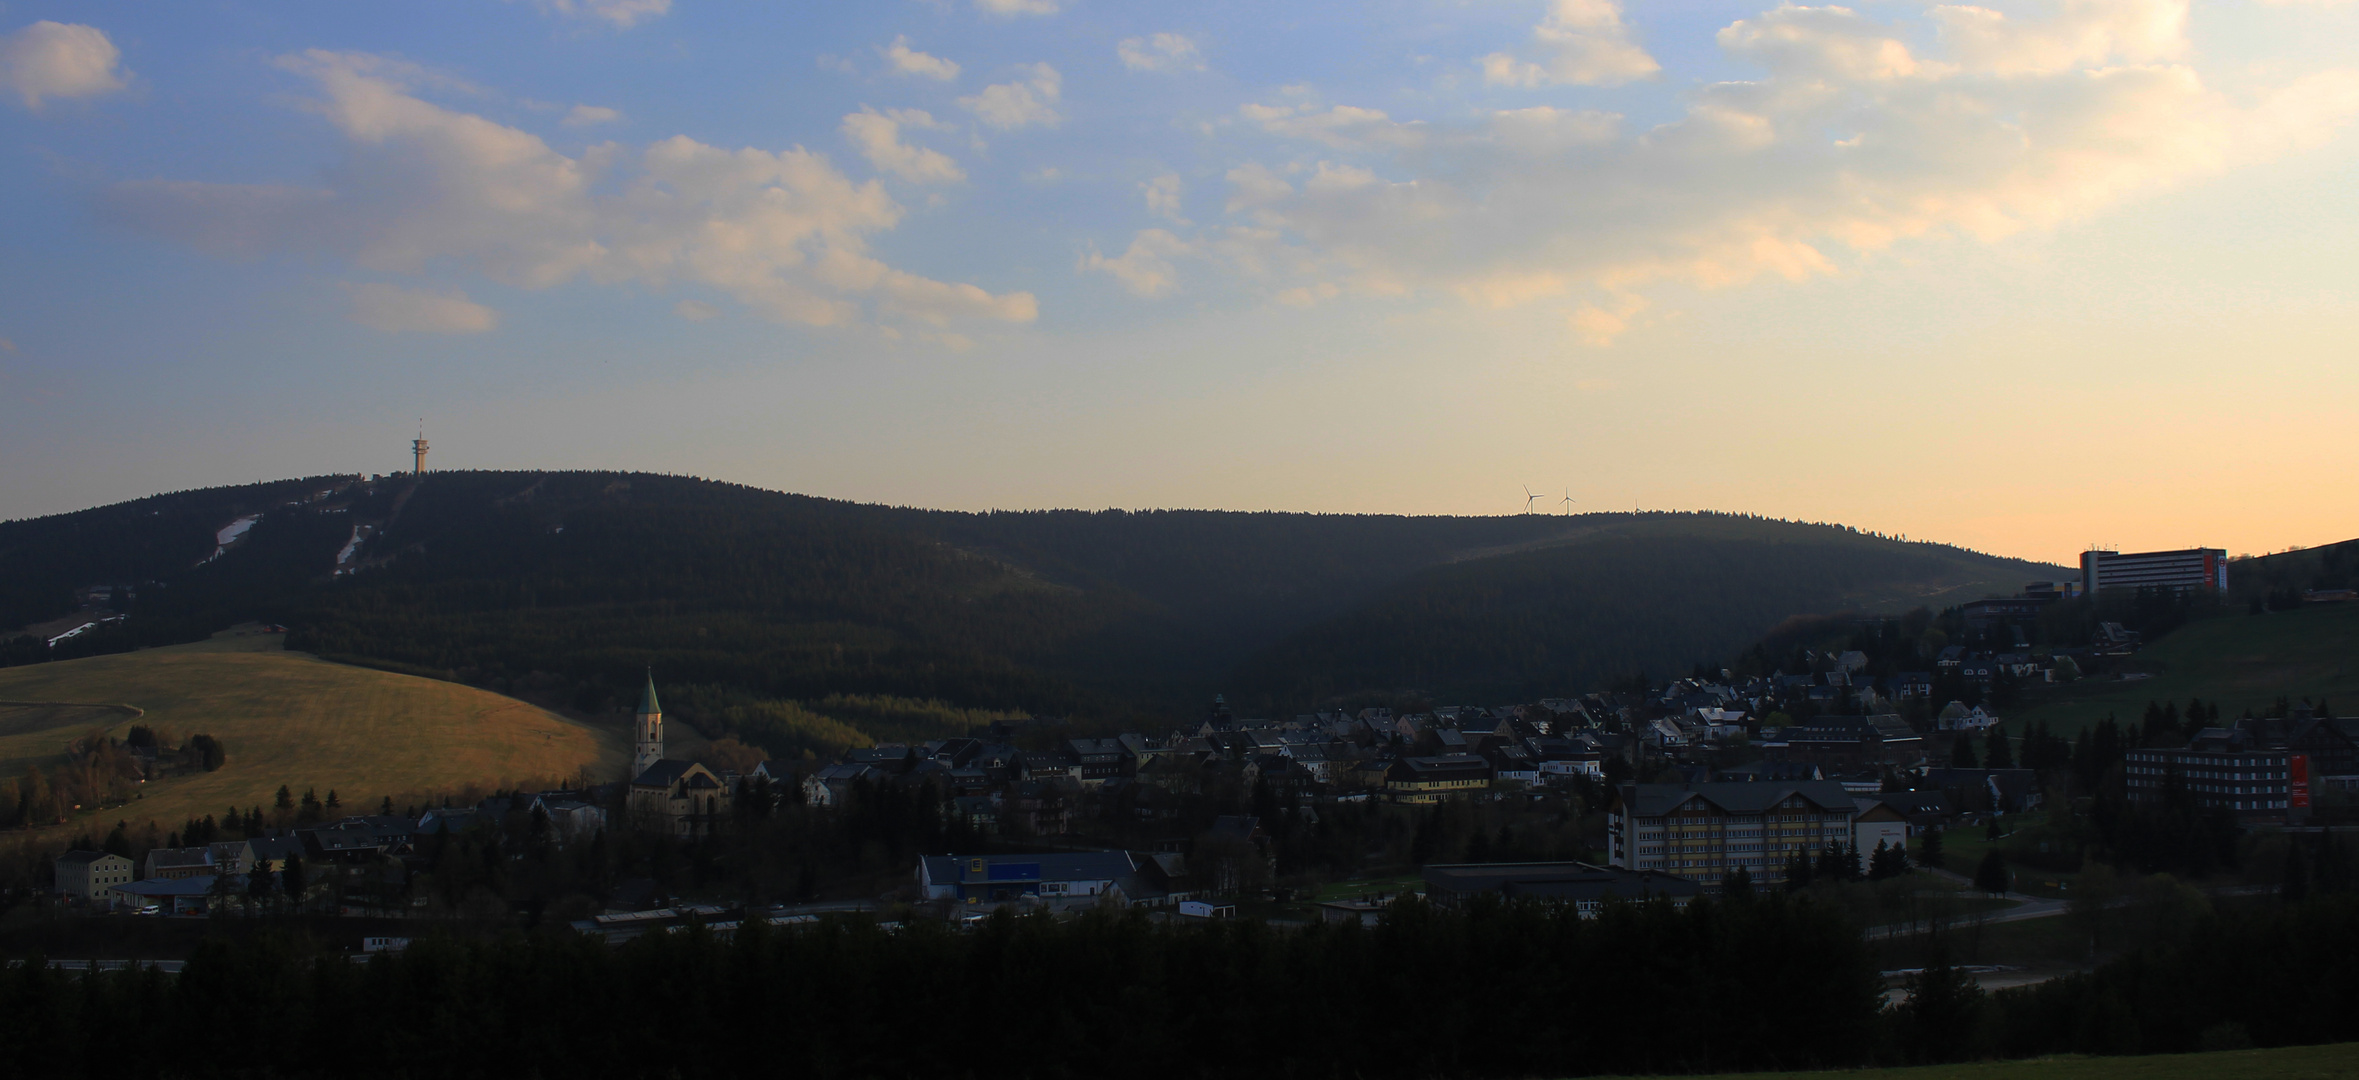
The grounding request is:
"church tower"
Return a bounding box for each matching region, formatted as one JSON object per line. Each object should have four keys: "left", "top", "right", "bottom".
{"left": 633, "top": 671, "right": 664, "bottom": 779}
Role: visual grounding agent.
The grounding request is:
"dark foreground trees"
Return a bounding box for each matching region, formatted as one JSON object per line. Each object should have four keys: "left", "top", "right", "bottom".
{"left": 7, "top": 892, "right": 2354, "bottom": 1079}
{"left": 0, "top": 893, "right": 1875, "bottom": 1080}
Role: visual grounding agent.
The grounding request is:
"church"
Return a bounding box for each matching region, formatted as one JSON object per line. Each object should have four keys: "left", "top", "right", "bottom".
{"left": 624, "top": 674, "right": 732, "bottom": 836}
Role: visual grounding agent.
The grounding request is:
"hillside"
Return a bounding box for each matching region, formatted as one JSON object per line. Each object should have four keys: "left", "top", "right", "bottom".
{"left": 2, "top": 471, "right": 2064, "bottom": 734}
{"left": 1229, "top": 516, "right": 2047, "bottom": 710}
{"left": 0, "top": 629, "right": 624, "bottom": 837}
{"left": 2009, "top": 601, "right": 2359, "bottom": 738}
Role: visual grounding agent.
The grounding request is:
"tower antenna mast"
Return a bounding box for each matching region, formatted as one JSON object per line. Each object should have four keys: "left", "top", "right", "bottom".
{"left": 412, "top": 420, "right": 428, "bottom": 476}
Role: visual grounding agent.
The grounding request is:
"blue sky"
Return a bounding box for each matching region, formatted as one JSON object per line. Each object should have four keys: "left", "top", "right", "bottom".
{"left": 3, "top": 0, "right": 2357, "bottom": 561}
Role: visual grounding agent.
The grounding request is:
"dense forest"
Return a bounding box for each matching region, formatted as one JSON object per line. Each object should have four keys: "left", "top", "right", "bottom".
{"left": 1226, "top": 522, "right": 2046, "bottom": 710}
{"left": 2228, "top": 537, "right": 2359, "bottom": 611}
{"left": 3, "top": 471, "right": 2059, "bottom": 733}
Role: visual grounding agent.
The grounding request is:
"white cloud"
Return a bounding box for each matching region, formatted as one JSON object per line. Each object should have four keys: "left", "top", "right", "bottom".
{"left": 975, "top": 0, "right": 1061, "bottom": 17}
{"left": 1480, "top": 0, "right": 1660, "bottom": 88}
{"left": 1242, "top": 102, "right": 1426, "bottom": 152}
{"left": 1718, "top": 5, "right": 1939, "bottom": 82}
{"left": 103, "top": 50, "right": 1033, "bottom": 332}
{"left": 344, "top": 282, "right": 499, "bottom": 333}
{"left": 1081, "top": 229, "right": 1191, "bottom": 297}
{"left": 0, "top": 21, "right": 130, "bottom": 110}
{"left": 843, "top": 107, "right": 966, "bottom": 184}
{"left": 1119, "top": 33, "right": 1205, "bottom": 73}
{"left": 530, "top": 0, "right": 670, "bottom": 29}
{"left": 562, "top": 104, "right": 623, "bottom": 127}
{"left": 673, "top": 299, "right": 719, "bottom": 321}
{"left": 1931, "top": 0, "right": 2186, "bottom": 76}
{"left": 882, "top": 36, "right": 960, "bottom": 81}
{"left": 1142, "top": 173, "right": 1186, "bottom": 222}
{"left": 1172, "top": 0, "right": 2359, "bottom": 346}
{"left": 958, "top": 63, "right": 1062, "bottom": 130}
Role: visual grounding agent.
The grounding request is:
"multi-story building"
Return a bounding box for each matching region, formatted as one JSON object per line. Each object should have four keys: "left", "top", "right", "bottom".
{"left": 2123, "top": 744, "right": 2294, "bottom": 823}
{"left": 54, "top": 850, "right": 134, "bottom": 904}
{"left": 2080, "top": 548, "right": 2228, "bottom": 595}
{"left": 1608, "top": 782, "right": 1861, "bottom": 885}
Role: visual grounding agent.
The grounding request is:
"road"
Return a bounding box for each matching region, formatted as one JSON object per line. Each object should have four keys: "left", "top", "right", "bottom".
{"left": 1868, "top": 869, "right": 2276, "bottom": 940}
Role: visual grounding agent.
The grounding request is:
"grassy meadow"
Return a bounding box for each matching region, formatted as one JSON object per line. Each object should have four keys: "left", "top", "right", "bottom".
{"left": 0, "top": 628, "right": 627, "bottom": 836}
{"left": 2010, "top": 602, "right": 2359, "bottom": 738}
{"left": 1593, "top": 1042, "right": 2359, "bottom": 1080}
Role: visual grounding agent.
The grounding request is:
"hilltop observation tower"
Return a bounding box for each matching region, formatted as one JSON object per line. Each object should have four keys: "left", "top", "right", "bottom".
{"left": 411, "top": 423, "right": 429, "bottom": 476}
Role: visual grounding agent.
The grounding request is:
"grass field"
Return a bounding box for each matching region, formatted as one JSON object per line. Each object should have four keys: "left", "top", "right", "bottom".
{"left": 1314, "top": 873, "right": 1425, "bottom": 903}
{"left": 1592, "top": 1042, "right": 2359, "bottom": 1080}
{"left": 2009, "top": 603, "right": 2359, "bottom": 739}
{"left": 0, "top": 629, "right": 627, "bottom": 836}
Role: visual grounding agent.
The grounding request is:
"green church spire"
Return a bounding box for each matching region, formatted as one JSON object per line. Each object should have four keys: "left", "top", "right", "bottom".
{"left": 637, "top": 669, "right": 661, "bottom": 716}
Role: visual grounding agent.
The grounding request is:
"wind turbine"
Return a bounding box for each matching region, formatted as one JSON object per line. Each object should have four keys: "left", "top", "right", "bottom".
{"left": 1522, "top": 486, "right": 1543, "bottom": 514}
{"left": 1561, "top": 488, "right": 1576, "bottom": 515}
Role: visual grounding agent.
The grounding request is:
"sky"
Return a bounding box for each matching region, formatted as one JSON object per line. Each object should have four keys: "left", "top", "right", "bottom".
{"left": 1, "top": 0, "right": 2355, "bottom": 563}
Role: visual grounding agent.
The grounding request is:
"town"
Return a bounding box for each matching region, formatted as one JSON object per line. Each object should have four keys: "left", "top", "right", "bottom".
{"left": 38, "top": 549, "right": 2350, "bottom": 942}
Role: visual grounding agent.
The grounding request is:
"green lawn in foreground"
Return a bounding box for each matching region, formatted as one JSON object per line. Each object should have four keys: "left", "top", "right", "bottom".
{"left": 2007, "top": 604, "right": 2359, "bottom": 740}
{"left": 1590, "top": 1041, "right": 2359, "bottom": 1080}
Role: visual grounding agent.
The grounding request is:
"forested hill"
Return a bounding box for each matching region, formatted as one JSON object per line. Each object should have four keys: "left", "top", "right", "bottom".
{"left": 0, "top": 471, "right": 2059, "bottom": 731}
{"left": 1226, "top": 518, "right": 2057, "bottom": 710}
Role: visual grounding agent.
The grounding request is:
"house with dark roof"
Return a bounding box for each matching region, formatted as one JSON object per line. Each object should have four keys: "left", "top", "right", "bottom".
{"left": 1385, "top": 755, "right": 1492, "bottom": 803}
{"left": 1769, "top": 715, "right": 1924, "bottom": 767}
{"left": 143, "top": 846, "right": 213, "bottom": 881}
{"left": 1859, "top": 790, "right": 1953, "bottom": 832}
{"left": 1717, "top": 760, "right": 1823, "bottom": 783}
{"left": 1066, "top": 738, "right": 1135, "bottom": 785}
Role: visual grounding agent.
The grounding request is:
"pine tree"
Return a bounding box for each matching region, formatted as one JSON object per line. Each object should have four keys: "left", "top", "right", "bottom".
{"left": 1974, "top": 849, "right": 2011, "bottom": 894}
{"left": 1902, "top": 940, "right": 1988, "bottom": 1063}
{"left": 1785, "top": 849, "right": 1814, "bottom": 890}
{"left": 1950, "top": 736, "right": 1978, "bottom": 768}
{"left": 2283, "top": 839, "right": 2311, "bottom": 903}
{"left": 1920, "top": 824, "right": 1945, "bottom": 870}
{"left": 1869, "top": 841, "right": 1896, "bottom": 880}
{"left": 1985, "top": 725, "right": 2013, "bottom": 769}
{"left": 1721, "top": 865, "right": 1754, "bottom": 898}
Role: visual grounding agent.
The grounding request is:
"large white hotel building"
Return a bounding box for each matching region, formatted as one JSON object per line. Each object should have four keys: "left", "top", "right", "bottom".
{"left": 2080, "top": 547, "right": 2229, "bottom": 595}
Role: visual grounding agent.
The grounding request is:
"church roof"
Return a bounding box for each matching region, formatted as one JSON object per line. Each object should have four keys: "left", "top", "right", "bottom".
{"left": 637, "top": 672, "right": 661, "bottom": 716}
{"left": 632, "top": 759, "right": 699, "bottom": 787}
